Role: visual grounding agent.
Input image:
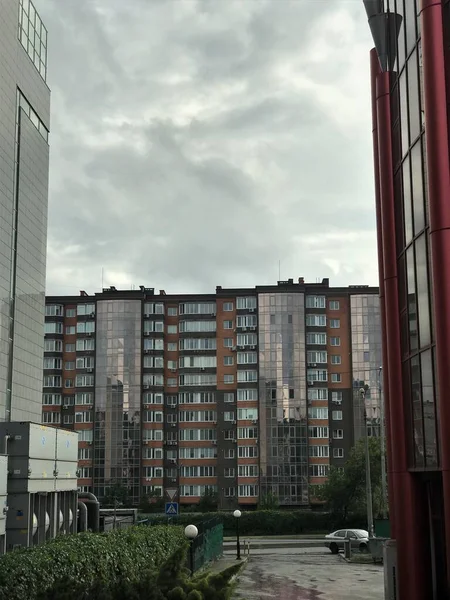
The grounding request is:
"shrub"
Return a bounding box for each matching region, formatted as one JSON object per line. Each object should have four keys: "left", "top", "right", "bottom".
{"left": 0, "top": 525, "right": 186, "bottom": 600}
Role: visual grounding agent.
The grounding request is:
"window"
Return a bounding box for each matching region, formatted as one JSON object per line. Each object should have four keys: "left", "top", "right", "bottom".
{"left": 166, "top": 395, "right": 177, "bottom": 406}
{"left": 63, "top": 395, "right": 74, "bottom": 406}
{"left": 224, "top": 411, "right": 235, "bottom": 421}
{"left": 143, "top": 374, "right": 164, "bottom": 386}
{"left": 143, "top": 429, "right": 163, "bottom": 442}
{"left": 307, "top": 351, "right": 327, "bottom": 364}
{"left": 43, "top": 357, "right": 62, "bottom": 370}
{"left": 76, "top": 338, "right": 95, "bottom": 351}
{"left": 78, "top": 429, "right": 93, "bottom": 442}
{"left": 179, "top": 302, "right": 216, "bottom": 315}
{"left": 330, "top": 337, "right": 341, "bottom": 346}
{"left": 179, "top": 373, "right": 217, "bottom": 386}
{"left": 238, "top": 465, "right": 259, "bottom": 477}
{"left": 237, "top": 408, "right": 258, "bottom": 420}
{"left": 236, "top": 315, "right": 257, "bottom": 328}
{"left": 238, "top": 485, "right": 258, "bottom": 497}
{"left": 76, "top": 321, "right": 95, "bottom": 334}
{"left": 238, "top": 446, "right": 259, "bottom": 458}
{"left": 179, "top": 410, "right": 216, "bottom": 422}
{"left": 64, "top": 361, "right": 75, "bottom": 370}
{"left": 223, "top": 356, "right": 234, "bottom": 366}
{"left": 223, "top": 320, "right": 233, "bottom": 329}
{"left": 167, "top": 325, "right": 177, "bottom": 334}
{"left": 166, "top": 359, "right": 177, "bottom": 370}
{"left": 309, "top": 465, "right": 329, "bottom": 477}
{"left": 180, "top": 485, "right": 218, "bottom": 497}
{"left": 306, "top": 333, "right": 327, "bottom": 345}
{"left": 46, "top": 305, "right": 64, "bottom": 317}
{"left": 179, "top": 447, "right": 217, "bottom": 459}
{"left": 223, "top": 302, "right": 234, "bottom": 311}
{"left": 43, "top": 375, "right": 61, "bottom": 387}
{"left": 178, "top": 392, "right": 215, "bottom": 404}
{"left": 224, "top": 392, "right": 235, "bottom": 403}
{"left": 43, "top": 393, "right": 62, "bottom": 405}
{"left": 333, "top": 429, "right": 344, "bottom": 439}
{"left": 238, "top": 427, "right": 258, "bottom": 439}
{"left": 306, "top": 314, "right": 326, "bottom": 327}
{"left": 78, "top": 448, "right": 92, "bottom": 460}
{"left": 331, "top": 355, "right": 341, "bottom": 365}
{"left": 331, "top": 391, "right": 343, "bottom": 403}
{"left": 237, "top": 389, "right": 258, "bottom": 401}
{"left": 308, "top": 408, "right": 328, "bottom": 419}
{"left": 143, "top": 356, "right": 164, "bottom": 369}
{"left": 179, "top": 356, "right": 216, "bottom": 369}
{"left": 308, "top": 426, "right": 329, "bottom": 438}
{"left": 75, "top": 375, "right": 94, "bottom": 387}
{"left": 309, "top": 445, "right": 329, "bottom": 458}
{"left": 224, "top": 430, "right": 236, "bottom": 440}
{"left": 364, "top": 351, "right": 370, "bottom": 362}
{"left": 64, "top": 379, "right": 74, "bottom": 388}
{"left": 143, "top": 303, "right": 164, "bottom": 315}
{"left": 306, "top": 296, "right": 326, "bottom": 309}
{"left": 143, "top": 339, "right": 164, "bottom": 351}
{"left": 144, "top": 467, "right": 163, "bottom": 478}
{"left": 76, "top": 356, "right": 95, "bottom": 369}
{"left": 307, "top": 369, "right": 327, "bottom": 382}
{"left": 224, "top": 487, "right": 235, "bottom": 497}
{"left": 308, "top": 388, "right": 328, "bottom": 400}
{"left": 224, "top": 374, "right": 235, "bottom": 384}
{"left": 179, "top": 320, "right": 216, "bottom": 333}
{"left": 66, "top": 308, "right": 76, "bottom": 318}
{"left": 180, "top": 466, "right": 216, "bottom": 477}
{"left": 329, "top": 300, "right": 340, "bottom": 310}
{"left": 237, "top": 352, "right": 257, "bottom": 364}
{"left": 143, "top": 321, "right": 164, "bottom": 334}
{"left": 332, "top": 410, "right": 343, "bottom": 420}
{"left": 44, "top": 322, "right": 63, "bottom": 334}
{"left": 224, "top": 449, "right": 235, "bottom": 459}
{"left": 223, "top": 338, "right": 233, "bottom": 348}
{"left": 237, "top": 370, "right": 258, "bottom": 383}
{"left": 143, "top": 411, "right": 163, "bottom": 423}
{"left": 44, "top": 339, "right": 63, "bottom": 352}
{"left": 179, "top": 338, "right": 217, "bottom": 351}
{"left": 331, "top": 374, "right": 342, "bottom": 383}
{"left": 330, "top": 319, "right": 340, "bottom": 329}
{"left": 75, "top": 411, "right": 93, "bottom": 423}
{"left": 179, "top": 429, "right": 216, "bottom": 441}
{"left": 143, "top": 392, "right": 164, "bottom": 405}
{"left": 65, "top": 343, "right": 75, "bottom": 353}
{"left": 167, "top": 342, "right": 177, "bottom": 351}
{"left": 77, "top": 304, "right": 95, "bottom": 316}
{"left": 75, "top": 392, "right": 93, "bottom": 405}
{"left": 167, "top": 307, "right": 178, "bottom": 316}
{"left": 333, "top": 448, "right": 344, "bottom": 458}
{"left": 236, "top": 297, "right": 257, "bottom": 310}
{"left": 236, "top": 333, "right": 257, "bottom": 346}
{"left": 166, "top": 377, "right": 177, "bottom": 387}
{"left": 65, "top": 326, "right": 75, "bottom": 335}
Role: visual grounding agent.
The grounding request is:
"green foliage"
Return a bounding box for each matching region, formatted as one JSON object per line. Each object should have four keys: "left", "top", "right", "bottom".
{"left": 139, "top": 489, "right": 165, "bottom": 513}
{"left": 197, "top": 487, "right": 219, "bottom": 513}
{"left": 140, "top": 510, "right": 365, "bottom": 536}
{"left": 101, "top": 481, "right": 131, "bottom": 508}
{"left": 258, "top": 492, "right": 279, "bottom": 510}
{"left": 0, "top": 525, "right": 185, "bottom": 600}
{"left": 314, "top": 436, "right": 384, "bottom": 519}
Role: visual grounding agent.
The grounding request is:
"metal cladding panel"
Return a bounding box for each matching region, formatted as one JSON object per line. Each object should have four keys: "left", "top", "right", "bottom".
{"left": 54, "top": 460, "right": 78, "bottom": 492}
{"left": 6, "top": 493, "right": 32, "bottom": 531}
{"left": 0, "top": 423, "right": 56, "bottom": 460}
{"left": 55, "top": 429, "right": 78, "bottom": 463}
{"left": 7, "top": 457, "right": 55, "bottom": 493}
{"left": 0, "top": 455, "right": 7, "bottom": 496}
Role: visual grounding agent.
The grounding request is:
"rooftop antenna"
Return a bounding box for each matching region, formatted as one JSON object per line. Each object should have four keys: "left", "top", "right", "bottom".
{"left": 101, "top": 267, "right": 104, "bottom": 290}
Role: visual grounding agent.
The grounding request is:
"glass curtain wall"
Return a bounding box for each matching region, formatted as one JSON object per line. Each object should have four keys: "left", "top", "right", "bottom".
{"left": 258, "top": 293, "right": 307, "bottom": 505}
{"left": 94, "top": 300, "right": 142, "bottom": 504}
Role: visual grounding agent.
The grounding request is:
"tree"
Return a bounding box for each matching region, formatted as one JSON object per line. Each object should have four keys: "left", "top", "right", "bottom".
{"left": 258, "top": 492, "right": 279, "bottom": 510}
{"left": 101, "top": 482, "right": 130, "bottom": 508}
{"left": 139, "top": 490, "right": 165, "bottom": 513}
{"left": 197, "top": 487, "right": 218, "bottom": 512}
{"left": 313, "top": 436, "right": 384, "bottom": 520}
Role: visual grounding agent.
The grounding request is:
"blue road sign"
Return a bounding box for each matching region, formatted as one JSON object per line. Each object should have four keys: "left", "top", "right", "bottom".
{"left": 165, "top": 502, "right": 179, "bottom": 516}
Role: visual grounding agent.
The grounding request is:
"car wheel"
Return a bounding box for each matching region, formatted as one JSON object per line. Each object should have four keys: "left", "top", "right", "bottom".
{"left": 330, "top": 543, "right": 338, "bottom": 554}
{"left": 359, "top": 543, "right": 368, "bottom": 553}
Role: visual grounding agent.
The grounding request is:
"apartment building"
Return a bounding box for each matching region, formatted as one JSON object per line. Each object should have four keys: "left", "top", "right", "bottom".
{"left": 42, "top": 279, "right": 381, "bottom": 508}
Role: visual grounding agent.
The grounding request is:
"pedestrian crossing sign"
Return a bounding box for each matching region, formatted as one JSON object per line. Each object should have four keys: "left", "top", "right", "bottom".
{"left": 165, "top": 502, "right": 179, "bottom": 516}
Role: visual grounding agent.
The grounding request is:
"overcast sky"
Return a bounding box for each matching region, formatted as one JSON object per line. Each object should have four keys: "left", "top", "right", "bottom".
{"left": 37, "top": 0, "right": 377, "bottom": 296}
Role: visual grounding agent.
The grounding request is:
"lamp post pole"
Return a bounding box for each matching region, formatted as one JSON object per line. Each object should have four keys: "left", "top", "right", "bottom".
{"left": 233, "top": 509, "right": 241, "bottom": 560}
{"left": 184, "top": 525, "right": 198, "bottom": 575}
{"left": 360, "top": 388, "right": 374, "bottom": 537}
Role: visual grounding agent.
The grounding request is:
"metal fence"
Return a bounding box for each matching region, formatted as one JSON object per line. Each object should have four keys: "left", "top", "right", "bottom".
{"left": 190, "top": 517, "right": 224, "bottom": 572}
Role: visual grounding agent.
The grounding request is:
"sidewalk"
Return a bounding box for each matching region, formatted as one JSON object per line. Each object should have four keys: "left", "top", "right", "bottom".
{"left": 207, "top": 556, "right": 248, "bottom": 575}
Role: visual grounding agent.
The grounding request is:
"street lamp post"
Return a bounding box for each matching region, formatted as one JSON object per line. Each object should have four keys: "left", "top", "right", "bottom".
{"left": 360, "top": 388, "right": 374, "bottom": 538}
{"left": 233, "top": 509, "right": 241, "bottom": 560}
{"left": 184, "top": 524, "right": 198, "bottom": 575}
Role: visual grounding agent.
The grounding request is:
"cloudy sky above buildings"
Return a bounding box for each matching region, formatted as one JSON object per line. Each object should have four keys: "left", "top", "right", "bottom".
{"left": 37, "top": 0, "right": 376, "bottom": 296}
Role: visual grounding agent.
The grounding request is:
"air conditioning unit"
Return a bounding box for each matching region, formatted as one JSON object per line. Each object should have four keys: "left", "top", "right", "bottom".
{"left": 90, "top": 312, "right": 95, "bottom": 318}
{"left": 212, "top": 441, "right": 217, "bottom": 445}
{"left": 87, "top": 368, "right": 93, "bottom": 373}
{"left": 249, "top": 308, "right": 255, "bottom": 313}
{"left": 308, "top": 382, "right": 313, "bottom": 386}
{"left": 231, "top": 420, "right": 237, "bottom": 425}
{"left": 171, "top": 423, "right": 177, "bottom": 427}
{"left": 250, "top": 345, "right": 256, "bottom": 350}
{"left": 242, "top": 327, "right": 247, "bottom": 331}
{"left": 252, "top": 420, "right": 258, "bottom": 424}
{"left": 170, "top": 368, "right": 177, "bottom": 373}
{"left": 144, "top": 332, "right": 150, "bottom": 336}
{"left": 62, "top": 405, "right": 68, "bottom": 410}
{"left": 171, "top": 478, "right": 177, "bottom": 483}
{"left": 250, "top": 327, "right": 256, "bottom": 331}
{"left": 86, "top": 333, "right": 92, "bottom": 337}
{"left": 170, "top": 459, "right": 177, "bottom": 464}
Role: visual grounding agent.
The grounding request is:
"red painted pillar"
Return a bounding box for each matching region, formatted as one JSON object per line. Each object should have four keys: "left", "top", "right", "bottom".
{"left": 376, "top": 71, "right": 427, "bottom": 600}
{"left": 421, "top": 0, "right": 450, "bottom": 585}
{"left": 369, "top": 48, "right": 396, "bottom": 536}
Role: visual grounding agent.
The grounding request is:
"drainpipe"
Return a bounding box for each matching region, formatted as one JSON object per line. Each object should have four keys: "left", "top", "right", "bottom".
{"left": 77, "top": 500, "right": 88, "bottom": 532}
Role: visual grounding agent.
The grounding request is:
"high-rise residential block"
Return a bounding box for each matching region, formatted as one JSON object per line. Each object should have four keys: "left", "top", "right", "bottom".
{"left": 0, "top": 0, "right": 50, "bottom": 422}
{"left": 42, "top": 279, "right": 380, "bottom": 508}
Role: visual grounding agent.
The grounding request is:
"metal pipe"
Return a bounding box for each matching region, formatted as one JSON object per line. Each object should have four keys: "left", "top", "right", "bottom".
{"left": 3, "top": 435, "right": 10, "bottom": 455}
{"left": 77, "top": 500, "right": 88, "bottom": 532}
{"left": 361, "top": 388, "right": 374, "bottom": 537}
{"left": 78, "top": 493, "right": 100, "bottom": 532}
{"left": 379, "top": 367, "right": 388, "bottom": 520}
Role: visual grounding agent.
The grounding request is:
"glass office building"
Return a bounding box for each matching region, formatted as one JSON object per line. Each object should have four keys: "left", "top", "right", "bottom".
{"left": 365, "top": 0, "right": 450, "bottom": 597}
{"left": 0, "top": 0, "right": 50, "bottom": 422}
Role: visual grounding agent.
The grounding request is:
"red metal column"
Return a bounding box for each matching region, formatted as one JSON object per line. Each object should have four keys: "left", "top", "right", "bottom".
{"left": 421, "top": 0, "right": 450, "bottom": 585}
{"left": 376, "top": 71, "right": 427, "bottom": 599}
{"left": 370, "top": 48, "right": 396, "bottom": 536}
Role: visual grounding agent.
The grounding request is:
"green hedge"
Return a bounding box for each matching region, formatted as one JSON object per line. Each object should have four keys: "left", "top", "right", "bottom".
{"left": 0, "top": 525, "right": 186, "bottom": 600}
{"left": 140, "top": 510, "right": 366, "bottom": 536}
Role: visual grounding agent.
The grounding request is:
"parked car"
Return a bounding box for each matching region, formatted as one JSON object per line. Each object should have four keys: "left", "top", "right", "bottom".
{"left": 324, "top": 529, "right": 369, "bottom": 554}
